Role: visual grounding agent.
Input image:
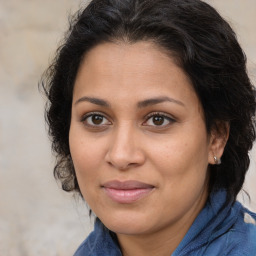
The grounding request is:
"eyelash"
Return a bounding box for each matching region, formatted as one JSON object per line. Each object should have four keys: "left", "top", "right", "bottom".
{"left": 80, "top": 111, "right": 176, "bottom": 129}
{"left": 81, "top": 112, "right": 112, "bottom": 128}
{"left": 143, "top": 112, "right": 176, "bottom": 127}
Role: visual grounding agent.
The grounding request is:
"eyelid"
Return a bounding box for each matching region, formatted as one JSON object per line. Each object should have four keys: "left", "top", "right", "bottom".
{"left": 143, "top": 111, "right": 176, "bottom": 126}
{"left": 81, "top": 111, "right": 110, "bottom": 120}
{"left": 80, "top": 111, "right": 175, "bottom": 128}
{"left": 81, "top": 111, "right": 112, "bottom": 127}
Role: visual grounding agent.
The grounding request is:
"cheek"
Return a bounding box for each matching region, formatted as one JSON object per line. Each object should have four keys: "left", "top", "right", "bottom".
{"left": 69, "top": 127, "right": 105, "bottom": 186}
{"left": 70, "top": 137, "right": 102, "bottom": 207}
{"left": 152, "top": 137, "right": 209, "bottom": 207}
{"left": 148, "top": 128, "right": 209, "bottom": 181}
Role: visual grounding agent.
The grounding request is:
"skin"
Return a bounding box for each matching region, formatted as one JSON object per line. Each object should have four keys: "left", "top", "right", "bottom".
{"left": 69, "top": 41, "right": 227, "bottom": 256}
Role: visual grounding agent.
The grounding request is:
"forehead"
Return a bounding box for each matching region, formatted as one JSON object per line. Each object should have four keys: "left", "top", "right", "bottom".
{"left": 73, "top": 41, "right": 198, "bottom": 108}
{"left": 78, "top": 41, "right": 181, "bottom": 80}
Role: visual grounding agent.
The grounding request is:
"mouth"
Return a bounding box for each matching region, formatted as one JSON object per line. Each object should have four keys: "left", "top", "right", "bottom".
{"left": 101, "top": 180, "right": 155, "bottom": 204}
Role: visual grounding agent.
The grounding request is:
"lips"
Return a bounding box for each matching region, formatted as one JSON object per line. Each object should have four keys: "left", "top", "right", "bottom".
{"left": 102, "top": 180, "right": 155, "bottom": 204}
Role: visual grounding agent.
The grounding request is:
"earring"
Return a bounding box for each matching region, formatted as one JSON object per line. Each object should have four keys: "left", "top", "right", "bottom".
{"left": 214, "top": 156, "right": 221, "bottom": 165}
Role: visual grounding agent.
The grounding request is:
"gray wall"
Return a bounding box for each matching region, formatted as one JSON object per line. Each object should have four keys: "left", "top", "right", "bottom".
{"left": 0, "top": 0, "right": 255, "bottom": 255}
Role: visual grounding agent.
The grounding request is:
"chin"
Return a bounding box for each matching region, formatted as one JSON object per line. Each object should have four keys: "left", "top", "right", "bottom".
{"left": 99, "top": 212, "right": 150, "bottom": 235}
{"left": 107, "top": 223, "right": 148, "bottom": 236}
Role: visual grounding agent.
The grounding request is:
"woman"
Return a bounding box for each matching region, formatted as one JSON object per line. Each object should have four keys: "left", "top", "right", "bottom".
{"left": 42, "top": 0, "right": 256, "bottom": 255}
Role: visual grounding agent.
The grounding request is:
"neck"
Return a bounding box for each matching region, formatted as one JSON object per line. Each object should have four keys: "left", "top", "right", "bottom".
{"left": 116, "top": 188, "right": 209, "bottom": 256}
{"left": 118, "top": 228, "right": 185, "bottom": 256}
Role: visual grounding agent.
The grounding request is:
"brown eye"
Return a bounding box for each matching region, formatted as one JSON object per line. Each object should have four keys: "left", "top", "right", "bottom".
{"left": 152, "top": 116, "right": 164, "bottom": 126}
{"left": 82, "top": 113, "right": 111, "bottom": 127}
{"left": 143, "top": 113, "right": 175, "bottom": 127}
{"left": 91, "top": 114, "right": 104, "bottom": 125}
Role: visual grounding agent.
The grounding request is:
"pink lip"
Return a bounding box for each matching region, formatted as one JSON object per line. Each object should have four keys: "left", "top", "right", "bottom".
{"left": 102, "top": 180, "right": 155, "bottom": 204}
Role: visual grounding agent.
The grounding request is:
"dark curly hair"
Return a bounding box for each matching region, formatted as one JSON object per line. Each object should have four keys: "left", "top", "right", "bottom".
{"left": 41, "top": 0, "right": 256, "bottom": 204}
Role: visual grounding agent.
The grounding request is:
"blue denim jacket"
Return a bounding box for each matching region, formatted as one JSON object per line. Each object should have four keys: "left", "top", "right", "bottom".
{"left": 74, "top": 191, "right": 256, "bottom": 256}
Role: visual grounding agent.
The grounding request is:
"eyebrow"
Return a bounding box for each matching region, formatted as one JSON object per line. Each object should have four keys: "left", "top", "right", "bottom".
{"left": 75, "top": 96, "right": 110, "bottom": 107}
{"left": 137, "top": 96, "right": 184, "bottom": 108}
{"left": 74, "top": 96, "right": 184, "bottom": 108}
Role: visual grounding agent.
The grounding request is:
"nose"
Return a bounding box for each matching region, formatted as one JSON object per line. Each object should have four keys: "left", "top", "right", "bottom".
{"left": 104, "top": 125, "right": 146, "bottom": 170}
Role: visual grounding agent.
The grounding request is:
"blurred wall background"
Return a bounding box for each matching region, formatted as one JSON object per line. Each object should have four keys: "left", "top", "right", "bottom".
{"left": 0, "top": 0, "right": 255, "bottom": 255}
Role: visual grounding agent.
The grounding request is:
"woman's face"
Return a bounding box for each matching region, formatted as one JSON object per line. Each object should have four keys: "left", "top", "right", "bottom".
{"left": 69, "top": 42, "right": 217, "bottom": 237}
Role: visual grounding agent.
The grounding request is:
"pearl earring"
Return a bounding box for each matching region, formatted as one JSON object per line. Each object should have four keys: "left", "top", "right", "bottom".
{"left": 214, "top": 156, "right": 221, "bottom": 165}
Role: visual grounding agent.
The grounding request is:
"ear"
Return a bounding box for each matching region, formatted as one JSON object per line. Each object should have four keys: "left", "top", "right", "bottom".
{"left": 208, "top": 121, "right": 230, "bottom": 165}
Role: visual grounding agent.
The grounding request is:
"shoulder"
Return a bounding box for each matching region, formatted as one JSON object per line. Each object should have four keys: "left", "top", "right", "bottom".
{"left": 173, "top": 192, "right": 256, "bottom": 256}
{"left": 230, "top": 206, "right": 256, "bottom": 240}
{"left": 73, "top": 219, "right": 122, "bottom": 256}
{"left": 228, "top": 207, "right": 256, "bottom": 255}
{"left": 73, "top": 231, "right": 97, "bottom": 256}
{"left": 206, "top": 204, "right": 256, "bottom": 256}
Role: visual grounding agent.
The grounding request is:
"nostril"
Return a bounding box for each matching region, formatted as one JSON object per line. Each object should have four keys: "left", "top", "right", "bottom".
{"left": 104, "top": 131, "right": 146, "bottom": 169}
{"left": 106, "top": 158, "right": 132, "bottom": 170}
{"left": 105, "top": 151, "right": 144, "bottom": 170}
{"left": 119, "top": 162, "right": 139, "bottom": 170}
